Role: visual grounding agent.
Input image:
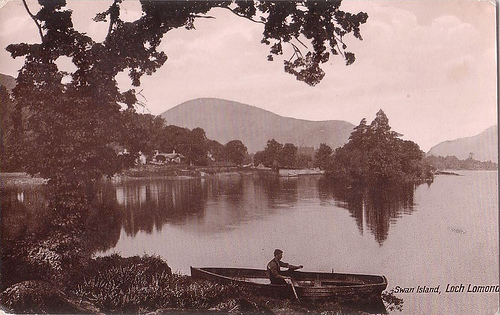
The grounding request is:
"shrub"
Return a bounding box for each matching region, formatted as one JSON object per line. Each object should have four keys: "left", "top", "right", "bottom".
{"left": 70, "top": 255, "right": 242, "bottom": 313}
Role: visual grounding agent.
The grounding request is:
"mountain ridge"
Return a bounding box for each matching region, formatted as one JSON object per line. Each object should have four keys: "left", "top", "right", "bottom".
{"left": 160, "top": 98, "right": 355, "bottom": 153}
{"left": 1, "top": 72, "right": 496, "bottom": 162}
{"left": 427, "top": 125, "right": 498, "bottom": 162}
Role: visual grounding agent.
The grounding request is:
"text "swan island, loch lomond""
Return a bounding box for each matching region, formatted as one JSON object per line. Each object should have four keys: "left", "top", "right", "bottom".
{"left": 393, "top": 284, "right": 499, "bottom": 295}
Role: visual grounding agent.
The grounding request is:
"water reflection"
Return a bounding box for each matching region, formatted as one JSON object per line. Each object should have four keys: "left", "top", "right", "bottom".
{"left": 3, "top": 172, "right": 496, "bottom": 314}
{"left": 87, "top": 175, "right": 261, "bottom": 252}
{"left": 1, "top": 174, "right": 423, "bottom": 253}
{"left": 319, "top": 179, "right": 419, "bottom": 244}
{"left": 257, "top": 173, "right": 298, "bottom": 208}
{"left": 1, "top": 186, "right": 50, "bottom": 242}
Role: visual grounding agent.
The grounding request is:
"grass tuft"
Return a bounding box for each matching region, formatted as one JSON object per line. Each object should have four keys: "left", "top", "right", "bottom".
{"left": 69, "top": 255, "right": 243, "bottom": 313}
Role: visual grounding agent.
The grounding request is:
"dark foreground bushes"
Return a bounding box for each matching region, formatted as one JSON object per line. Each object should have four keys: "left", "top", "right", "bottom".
{"left": 69, "top": 254, "right": 246, "bottom": 313}
{"left": 1, "top": 254, "right": 271, "bottom": 314}
{"left": 1, "top": 253, "right": 400, "bottom": 314}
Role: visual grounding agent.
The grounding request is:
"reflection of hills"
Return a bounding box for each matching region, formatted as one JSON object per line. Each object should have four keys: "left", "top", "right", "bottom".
{"left": 319, "top": 180, "right": 419, "bottom": 244}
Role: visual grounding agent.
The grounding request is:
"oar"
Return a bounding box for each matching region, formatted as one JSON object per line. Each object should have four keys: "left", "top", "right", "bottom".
{"left": 285, "top": 278, "right": 300, "bottom": 302}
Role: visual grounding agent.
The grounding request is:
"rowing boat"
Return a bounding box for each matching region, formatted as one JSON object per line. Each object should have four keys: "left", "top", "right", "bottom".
{"left": 190, "top": 267, "right": 387, "bottom": 301}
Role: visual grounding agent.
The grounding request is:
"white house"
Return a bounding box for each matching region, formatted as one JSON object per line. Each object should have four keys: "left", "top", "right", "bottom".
{"left": 152, "top": 150, "right": 186, "bottom": 164}
{"left": 136, "top": 151, "right": 147, "bottom": 165}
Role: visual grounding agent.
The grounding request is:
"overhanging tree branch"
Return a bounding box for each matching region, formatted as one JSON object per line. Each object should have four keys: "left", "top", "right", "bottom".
{"left": 219, "top": 6, "right": 265, "bottom": 24}
{"left": 22, "top": 0, "right": 43, "bottom": 41}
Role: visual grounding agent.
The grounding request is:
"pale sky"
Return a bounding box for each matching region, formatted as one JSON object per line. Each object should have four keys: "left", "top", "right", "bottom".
{"left": 0, "top": 0, "right": 497, "bottom": 152}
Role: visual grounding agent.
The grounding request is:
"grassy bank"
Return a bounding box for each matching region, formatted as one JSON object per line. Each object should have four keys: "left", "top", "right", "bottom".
{"left": 1, "top": 251, "right": 396, "bottom": 314}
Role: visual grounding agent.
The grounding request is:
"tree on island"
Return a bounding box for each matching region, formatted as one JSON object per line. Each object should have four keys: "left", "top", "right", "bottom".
{"left": 325, "top": 110, "right": 433, "bottom": 185}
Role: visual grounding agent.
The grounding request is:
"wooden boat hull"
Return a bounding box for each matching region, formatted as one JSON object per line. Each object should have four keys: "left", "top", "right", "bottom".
{"left": 190, "top": 267, "right": 387, "bottom": 301}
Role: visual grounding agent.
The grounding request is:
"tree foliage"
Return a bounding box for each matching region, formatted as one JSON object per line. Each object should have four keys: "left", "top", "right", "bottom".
{"left": 314, "top": 143, "right": 333, "bottom": 170}
{"left": 424, "top": 155, "right": 498, "bottom": 171}
{"left": 0, "top": 86, "right": 22, "bottom": 172}
{"left": 119, "top": 110, "right": 166, "bottom": 156}
{"left": 178, "top": 127, "right": 209, "bottom": 166}
{"left": 296, "top": 146, "right": 314, "bottom": 169}
{"left": 224, "top": 140, "right": 248, "bottom": 165}
{"left": 206, "top": 140, "right": 226, "bottom": 163}
{"left": 325, "top": 110, "right": 433, "bottom": 184}
{"left": 254, "top": 139, "right": 299, "bottom": 170}
{"left": 117, "top": 111, "right": 238, "bottom": 167}
{"left": 279, "top": 143, "right": 298, "bottom": 168}
{"left": 254, "top": 139, "right": 282, "bottom": 170}
{"left": 6, "top": 0, "right": 367, "bottom": 185}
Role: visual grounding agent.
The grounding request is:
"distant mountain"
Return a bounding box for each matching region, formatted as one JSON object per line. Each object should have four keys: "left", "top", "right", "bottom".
{"left": 160, "top": 98, "right": 355, "bottom": 153}
{"left": 0, "top": 73, "right": 16, "bottom": 92}
{"left": 427, "top": 125, "right": 498, "bottom": 162}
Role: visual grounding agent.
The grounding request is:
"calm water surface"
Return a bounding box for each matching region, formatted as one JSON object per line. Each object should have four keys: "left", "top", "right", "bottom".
{"left": 2, "top": 171, "right": 498, "bottom": 314}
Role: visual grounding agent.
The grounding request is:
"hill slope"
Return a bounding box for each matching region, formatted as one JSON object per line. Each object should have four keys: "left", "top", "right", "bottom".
{"left": 427, "top": 125, "right": 498, "bottom": 162}
{"left": 160, "top": 98, "right": 355, "bottom": 153}
{"left": 0, "top": 73, "right": 16, "bottom": 92}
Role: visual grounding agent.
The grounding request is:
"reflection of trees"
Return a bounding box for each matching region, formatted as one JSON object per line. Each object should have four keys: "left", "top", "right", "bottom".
{"left": 1, "top": 174, "right": 303, "bottom": 254}
{"left": 0, "top": 186, "right": 51, "bottom": 242}
{"left": 114, "top": 179, "right": 208, "bottom": 236}
{"left": 257, "top": 173, "right": 298, "bottom": 208}
{"left": 319, "top": 179, "right": 420, "bottom": 244}
{"left": 79, "top": 179, "right": 211, "bottom": 252}
{"left": 84, "top": 184, "right": 123, "bottom": 253}
{"left": 212, "top": 175, "right": 244, "bottom": 206}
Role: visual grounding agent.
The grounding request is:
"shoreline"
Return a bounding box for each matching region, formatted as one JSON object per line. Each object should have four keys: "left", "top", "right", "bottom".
{"left": 0, "top": 166, "right": 273, "bottom": 187}
{"left": 0, "top": 172, "right": 47, "bottom": 188}
{"left": 1, "top": 168, "right": 496, "bottom": 188}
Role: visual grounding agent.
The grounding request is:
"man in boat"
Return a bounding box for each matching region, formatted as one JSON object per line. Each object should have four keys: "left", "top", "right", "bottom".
{"left": 267, "top": 249, "right": 303, "bottom": 285}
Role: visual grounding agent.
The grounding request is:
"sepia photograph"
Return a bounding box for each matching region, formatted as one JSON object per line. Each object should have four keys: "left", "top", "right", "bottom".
{"left": 0, "top": 0, "right": 498, "bottom": 314}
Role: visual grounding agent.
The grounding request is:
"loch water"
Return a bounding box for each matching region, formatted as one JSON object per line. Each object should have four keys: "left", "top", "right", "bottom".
{"left": 2, "top": 170, "right": 498, "bottom": 314}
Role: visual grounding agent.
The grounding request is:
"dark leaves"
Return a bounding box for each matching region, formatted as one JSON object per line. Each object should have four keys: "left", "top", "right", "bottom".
{"left": 270, "top": 42, "right": 283, "bottom": 55}
{"left": 284, "top": 52, "right": 326, "bottom": 86}
{"left": 233, "top": 0, "right": 257, "bottom": 18}
{"left": 259, "top": 1, "right": 367, "bottom": 84}
{"left": 345, "top": 51, "right": 355, "bottom": 66}
{"left": 6, "top": 43, "right": 37, "bottom": 58}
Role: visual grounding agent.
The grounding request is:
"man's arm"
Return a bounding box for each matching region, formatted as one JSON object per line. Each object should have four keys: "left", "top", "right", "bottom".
{"left": 269, "top": 261, "right": 288, "bottom": 280}
{"left": 281, "top": 261, "right": 303, "bottom": 271}
{"left": 289, "top": 264, "right": 304, "bottom": 270}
